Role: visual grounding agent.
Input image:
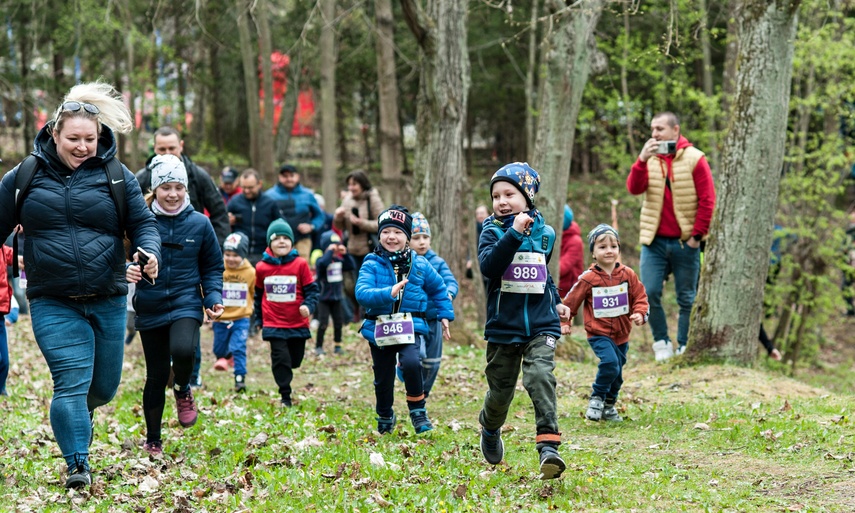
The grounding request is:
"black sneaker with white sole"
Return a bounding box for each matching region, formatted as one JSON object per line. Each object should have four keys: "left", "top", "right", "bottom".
{"left": 480, "top": 428, "right": 504, "bottom": 464}
{"left": 538, "top": 446, "right": 566, "bottom": 479}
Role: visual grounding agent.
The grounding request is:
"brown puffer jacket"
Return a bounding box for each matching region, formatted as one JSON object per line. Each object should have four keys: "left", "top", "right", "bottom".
{"left": 334, "top": 187, "right": 385, "bottom": 258}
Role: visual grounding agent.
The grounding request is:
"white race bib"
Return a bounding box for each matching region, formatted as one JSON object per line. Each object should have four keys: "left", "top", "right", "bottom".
{"left": 326, "top": 262, "right": 343, "bottom": 283}
{"left": 373, "top": 313, "right": 416, "bottom": 346}
{"left": 592, "top": 283, "right": 630, "bottom": 318}
{"left": 501, "top": 252, "right": 547, "bottom": 294}
{"left": 264, "top": 275, "right": 297, "bottom": 303}
{"left": 222, "top": 282, "right": 248, "bottom": 307}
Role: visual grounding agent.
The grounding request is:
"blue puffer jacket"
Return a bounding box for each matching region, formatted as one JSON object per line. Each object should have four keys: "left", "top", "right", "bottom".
{"left": 356, "top": 252, "right": 454, "bottom": 345}
{"left": 0, "top": 124, "right": 160, "bottom": 300}
{"left": 134, "top": 204, "right": 224, "bottom": 330}
{"left": 479, "top": 212, "right": 562, "bottom": 342}
{"left": 265, "top": 183, "right": 325, "bottom": 242}
{"left": 422, "top": 250, "right": 458, "bottom": 321}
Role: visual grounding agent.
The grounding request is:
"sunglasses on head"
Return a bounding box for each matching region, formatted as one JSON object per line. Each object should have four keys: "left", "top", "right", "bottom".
{"left": 61, "top": 101, "right": 100, "bottom": 115}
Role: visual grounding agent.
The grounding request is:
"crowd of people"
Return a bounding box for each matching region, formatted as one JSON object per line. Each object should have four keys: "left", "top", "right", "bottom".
{"left": 4, "top": 81, "right": 852, "bottom": 490}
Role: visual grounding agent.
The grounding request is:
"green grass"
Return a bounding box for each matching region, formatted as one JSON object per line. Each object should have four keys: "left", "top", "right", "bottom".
{"left": 2, "top": 314, "right": 854, "bottom": 512}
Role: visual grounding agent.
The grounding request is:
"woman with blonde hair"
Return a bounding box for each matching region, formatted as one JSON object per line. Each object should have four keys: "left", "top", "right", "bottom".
{"left": 0, "top": 81, "right": 161, "bottom": 489}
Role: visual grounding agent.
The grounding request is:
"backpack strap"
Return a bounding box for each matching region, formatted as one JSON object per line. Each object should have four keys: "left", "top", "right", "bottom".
{"left": 104, "top": 158, "right": 127, "bottom": 230}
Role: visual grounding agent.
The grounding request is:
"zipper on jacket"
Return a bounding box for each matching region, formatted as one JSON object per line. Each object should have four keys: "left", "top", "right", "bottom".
{"left": 65, "top": 180, "right": 86, "bottom": 292}
{"left": 251, "top": 203, "right": 258, "bottom": 254}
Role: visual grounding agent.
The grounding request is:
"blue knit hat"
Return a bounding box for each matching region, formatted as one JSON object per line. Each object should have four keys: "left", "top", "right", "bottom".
{"left": 319, "top": 230, "right": 342, "bottom": 249}
{"left": 587, "top": 223, "right": 620, "bottom": 252}
{"left": 267, "top": 219, "right": 294, "bottom": 245}
{"left": 489, "top": 162, "right": 540, "bottom": 209}
{"left": 411, "top": 212, "right": 431, "bottom": 237}
{"left": 563, "top": 205, "right": 574, "bottom": 231}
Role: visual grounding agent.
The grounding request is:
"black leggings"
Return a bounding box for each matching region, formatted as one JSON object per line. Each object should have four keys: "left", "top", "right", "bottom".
{"left": 140, "top": 318, "right": 200, "bottom": 442}
{"left": 316, "top": 299, "right": 344, "bottom": 347}
{"left": 268, "top": 337, "right": 306, "bottom": 402}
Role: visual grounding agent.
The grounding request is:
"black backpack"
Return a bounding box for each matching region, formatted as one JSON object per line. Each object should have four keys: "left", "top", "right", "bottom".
{"left": 12, "top": 154, "right": 127, "bottom": 277}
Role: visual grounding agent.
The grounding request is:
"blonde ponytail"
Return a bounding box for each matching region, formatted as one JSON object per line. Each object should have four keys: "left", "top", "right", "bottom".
{"left": 55, "top": 80, "right": 133, "bottom": 135}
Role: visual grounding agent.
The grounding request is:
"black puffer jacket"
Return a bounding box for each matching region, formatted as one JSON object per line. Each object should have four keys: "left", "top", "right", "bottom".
{"left": 0, "top": 124, "right": 161, "bottom": 300}
{"left": 135, "top": 154, "right": 230, "bottom": 245}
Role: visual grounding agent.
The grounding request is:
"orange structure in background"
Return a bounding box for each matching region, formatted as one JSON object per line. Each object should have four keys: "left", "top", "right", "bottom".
{"left": 260, "top": 51, "right": 315, "bottom": 137}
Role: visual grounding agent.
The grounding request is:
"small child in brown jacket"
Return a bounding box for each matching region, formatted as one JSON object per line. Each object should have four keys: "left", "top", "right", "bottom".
{"left": 561, "top": 224, "right": 649, "bottom": 422}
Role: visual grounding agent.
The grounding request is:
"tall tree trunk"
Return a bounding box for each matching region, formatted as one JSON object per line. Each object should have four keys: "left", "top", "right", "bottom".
{"left": 524, "top": 0, "right": 539, "bottom": 158}
{"left": 699, "top": 0, "right": 718, "bottom": 171}
{"left": 276, "top": 50, "right": 303, "bottom": 163}
{"left": 532, "top": 0, "right": 605, "bottom": 280}
{"left": 320, "top": 0, "right": 339, "bottom": 207}
{"left": 255, "top": 0, "right": 276, "bottom": 183}
{"left": 401, "top": 0, "right": 470, "bottom": 286}
{"left": 237, "top": 0, "right": 262, "bottom": 173}
{"left": 620, "top": 7, "right": 636, "bottom": 157}
{"left": 375, "top": 0, "right": 405, "bottom": 205}
{"left": 722, "top": 0, "right": 739, "bottom": 113}
{"left": 688, "top": 0, "right": 801, "bottom": 364}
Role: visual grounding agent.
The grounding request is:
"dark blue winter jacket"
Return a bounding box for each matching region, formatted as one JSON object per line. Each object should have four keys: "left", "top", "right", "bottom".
{"left": 265, "top": 183, "right": 325, "bottom": 242}
{"left": 316, "top": 249, "right": 356, "bottom": 302}
{"left": 422, "top": 250, "right": 458, "bottom": 321}
{"left": 227, "top": 193, "right": 282, "bottom": 258}
{"left": 478, "top": 212, "right": 562, "bottom": 343}
{"left": 0, "top": 124, "right": 160, "bottom": 300}
{"left": 356, "top": 251, "right": 454, "bottom": 345}
{"left": 134, "top": 204, "right": 224, "bottom": 330}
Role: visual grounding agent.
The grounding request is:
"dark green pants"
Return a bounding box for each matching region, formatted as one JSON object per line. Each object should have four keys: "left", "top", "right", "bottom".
{"left": 479, "top": 335, "right": 561, "bottom": 449}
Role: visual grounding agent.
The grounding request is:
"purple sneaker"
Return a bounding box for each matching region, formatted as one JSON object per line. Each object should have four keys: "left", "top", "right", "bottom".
{"left": 143, "top": 440, "right": 163, "bottom": 455}
{"left": 174, "top": 388, "right": 198, "bottom": 427}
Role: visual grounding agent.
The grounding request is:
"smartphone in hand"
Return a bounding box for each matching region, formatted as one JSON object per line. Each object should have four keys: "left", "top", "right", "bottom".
{"left": 137, "top": 247, "right": 156, "bottom": 286}
{"left": 350, "top": 207, "right": 362, "bottom": 235}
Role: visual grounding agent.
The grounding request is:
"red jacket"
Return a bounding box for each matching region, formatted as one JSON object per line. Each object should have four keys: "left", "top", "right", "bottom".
{"left": 562, "top": 262, "right": 649, "bottom": 345}
{"left": 558, "top": 221, "right": 585, "bottom": 297}
{"left": 0, "top": 245, "right": 13, "bottom": 315}
{"left": 255, "top": 255, "right": 315, "bottom": 329}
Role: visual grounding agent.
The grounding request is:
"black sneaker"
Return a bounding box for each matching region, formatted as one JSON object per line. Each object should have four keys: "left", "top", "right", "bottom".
{"left": 234, "top": 375, "right": 247, "bottom": 393}
{"left": 480, "top": 428, "right": 504, "bottom": 464}
{"left": 539, "top": 446, "right": 566, "bottom": 480}
{"left": 66, "top": 466, "right": 92, "bottom": 489}
{"left": 376, "top": 413, "right": 396, "bottom": 434}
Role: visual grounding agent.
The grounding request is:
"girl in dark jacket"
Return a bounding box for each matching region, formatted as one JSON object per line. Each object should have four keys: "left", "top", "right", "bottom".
{"left": 128, "top": 154, "right": 224, "bottom": 456}
{"left": 0, "top": 82, "right": 161, "bottom": 489}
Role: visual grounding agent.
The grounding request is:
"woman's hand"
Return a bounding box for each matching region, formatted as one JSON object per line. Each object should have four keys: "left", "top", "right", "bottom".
{"left": 205, "top": 304, "right": 225, "bottom": 322}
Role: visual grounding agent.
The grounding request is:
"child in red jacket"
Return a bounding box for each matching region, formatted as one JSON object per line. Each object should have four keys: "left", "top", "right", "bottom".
{"left": 254, "top": 219, "right": 319, "bottom": 407}
{"left": 561, "top": 224, "right": 648, "bottom": 422}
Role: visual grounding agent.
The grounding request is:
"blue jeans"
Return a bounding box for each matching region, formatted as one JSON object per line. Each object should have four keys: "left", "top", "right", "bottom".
{"left": 30, "top": 296, "right": 126, "bottom": 471}
{"left": 588, "top": 336, "right": 628, "bottom": 401}
{"left": 639, "top": 237, "right": 700, "bottom": 347}
{"left": 420, "top": 320, "right": 443, "bottom": 397}
{"left": 212, "top": 318, "right": 249, "bottom": 376}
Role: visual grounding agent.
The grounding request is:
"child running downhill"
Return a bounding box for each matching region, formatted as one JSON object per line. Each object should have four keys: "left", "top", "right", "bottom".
{"left": 477, "top": 162, "right": 571, "bottom": 480}
{"left": 356, "top": 205, "right": 454, "bottom": 435}
{"left": 561, "top": 224, "right": 648, "bottom": 422}
{"left": 254, "top": 219, "right": 319, "bottom": 407}
{"left": 314, "top": 230, "right": 355, "bottom": 355}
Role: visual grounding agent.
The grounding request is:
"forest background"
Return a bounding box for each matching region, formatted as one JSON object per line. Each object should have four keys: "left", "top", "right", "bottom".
{"left": 1, "top": 0, "right": 854, "bottom": 371}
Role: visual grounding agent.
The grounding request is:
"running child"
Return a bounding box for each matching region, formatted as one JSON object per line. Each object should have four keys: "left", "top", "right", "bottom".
{"left": 213, "top": 232, "right": 256, "bottom": 392}
{"left": 561, "top": 224, "right": 648, "bottom": 422}
{"left": 314, "top": 230, "right": 355, "bottom": 355}
{"left": 254, "top": 219, "right": 319, "bottom": 407}
{"left": 409, "top": 212, "right": 458, "bottom": 397}
{"left": 356, "top": 205, "right": 454, "bottom": 435}
{"left": 477, "top": 162, "right": 571, "bottom": 479}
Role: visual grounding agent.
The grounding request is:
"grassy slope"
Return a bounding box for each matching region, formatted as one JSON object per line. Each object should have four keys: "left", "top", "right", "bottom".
{"left": 1, "top": 310, "right": 853, "bottom": 513}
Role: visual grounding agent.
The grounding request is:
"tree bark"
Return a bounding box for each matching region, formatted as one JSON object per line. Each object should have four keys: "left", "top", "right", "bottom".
{"left": 688, "top": 0, "right": 801, "bottom": 364}
{"left": 699, "top": 0, "right": 718, "bottom": 171}
{"left": 375, "top": 0, "right": 405, "bottom": 205}
{"left": 532, "top": 0, "right": 605, "bottom": 280}
{"left": 255, "top": 0, "right": 276, "bottom": 183}
{"left": 401, "top": 0, "right": 471, "bottom": 284}
{"left": 524, "top": 0, "right": 539, "bottom": 158}
{"left": 320, "top": 0, "right": 339, "bottom": 207}
{"left": 237, "top": 0, "right": 261, "bottom": 172}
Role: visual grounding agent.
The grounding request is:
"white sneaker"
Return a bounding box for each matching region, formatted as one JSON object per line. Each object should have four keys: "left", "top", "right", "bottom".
{"left": 652, "top": 340, "right": 674, "bottom": 362}
{"left": 675, "top": 345, "right": 686, "bottom": 356}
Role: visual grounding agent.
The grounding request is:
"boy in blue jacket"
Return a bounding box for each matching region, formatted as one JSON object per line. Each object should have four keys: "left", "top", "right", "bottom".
{"left": 314, "top": 230, "right": 355, "bottom": 355}
{"left": 356, "top": 205, "right": 454, "bottom": 435}
{"left": 409, "top": 213, "right": 458, "bottom": 397}
{"left": 477, "top": 162, "right": 571, "bottom": 480}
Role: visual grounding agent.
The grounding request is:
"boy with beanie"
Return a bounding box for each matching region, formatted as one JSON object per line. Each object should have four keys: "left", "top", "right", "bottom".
{"left": 409, "top": 212, "right": 458, "bottom": 397}
{"left": 254, "top": 219, "right": 319, "bottom": 406}
{"left": 314, "top": 230, "right": 355, "bottom": 355}
{"left": 561, "top": 224, "right": 649, "bottom": 422}
{"left": 356, "top": 205, "right": 454, "bottom": 435}
{"left": 213, "top": 232, "right": 256, "bottom": 392}
{"left": 477, "top": 162, "right": 571, "bottom": 479}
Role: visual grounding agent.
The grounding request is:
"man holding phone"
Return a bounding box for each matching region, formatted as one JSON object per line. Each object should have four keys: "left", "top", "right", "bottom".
{"left": 626, "top": 111, "right": 716, "bottom": 361}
